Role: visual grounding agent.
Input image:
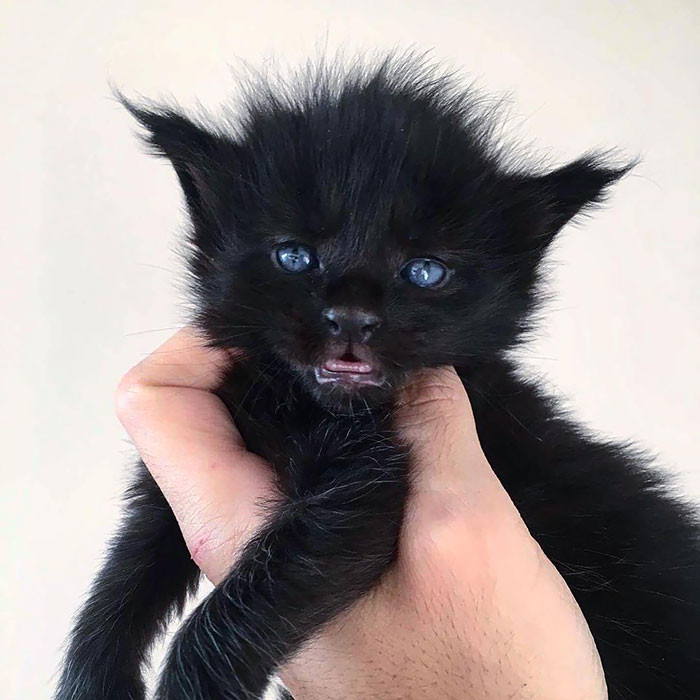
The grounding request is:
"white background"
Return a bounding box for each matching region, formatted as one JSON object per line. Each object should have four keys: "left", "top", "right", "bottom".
{"left": 2, "top": 2, "right": 698, "bottom": 698}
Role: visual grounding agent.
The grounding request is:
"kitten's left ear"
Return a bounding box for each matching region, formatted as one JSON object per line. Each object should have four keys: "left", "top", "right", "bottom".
{"left": 504, "top": 153, "right": 635, "bottom": 255}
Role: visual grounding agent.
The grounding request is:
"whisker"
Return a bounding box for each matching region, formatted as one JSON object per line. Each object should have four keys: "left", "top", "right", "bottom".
{"left": 125, "top": 326, "right": 180, "bottom": 337}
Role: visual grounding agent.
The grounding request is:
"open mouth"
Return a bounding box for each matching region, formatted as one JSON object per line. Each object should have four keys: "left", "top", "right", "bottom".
{"left": 314, "top": 357, "right": 385, "bottom": 388}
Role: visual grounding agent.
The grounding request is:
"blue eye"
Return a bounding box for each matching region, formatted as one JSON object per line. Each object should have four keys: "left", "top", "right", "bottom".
{"left": 400, "top": 258, "right": 449, "bottom": 288}
{"left": 274, "top": 242, "right": 318, "bottom": 273}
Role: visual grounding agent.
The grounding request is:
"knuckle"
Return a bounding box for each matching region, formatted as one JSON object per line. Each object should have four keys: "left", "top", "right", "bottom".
{"left": 405, "top": 490, "right": 474, "bottom": 564}
{"left": 113, "top": 364, "right": 151, "bottom": 421}
{"left": 412, "top": 391, "right": 464, "bottom": 425}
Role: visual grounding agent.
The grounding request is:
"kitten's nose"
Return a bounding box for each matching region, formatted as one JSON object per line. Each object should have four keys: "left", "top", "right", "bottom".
{"left": 322, "top": 307, "right": 382, "bottom": 344}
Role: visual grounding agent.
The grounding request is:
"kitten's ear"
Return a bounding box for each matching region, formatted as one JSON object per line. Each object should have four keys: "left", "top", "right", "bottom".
{"left": 504, "top": 153, "right": 635, "bottom": 255}
{"left": 119, "top": 95, "right": 228, "bottom": 228}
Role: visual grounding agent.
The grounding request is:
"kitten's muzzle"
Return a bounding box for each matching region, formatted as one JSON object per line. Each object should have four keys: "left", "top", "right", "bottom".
{"left": 311, "top": 305, "right": 386, "bottom": 392}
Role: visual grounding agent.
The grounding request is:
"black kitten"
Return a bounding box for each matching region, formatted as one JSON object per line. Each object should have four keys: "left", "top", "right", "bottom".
{"left": 56, "top": 55, "right": 700, "bottom": 699}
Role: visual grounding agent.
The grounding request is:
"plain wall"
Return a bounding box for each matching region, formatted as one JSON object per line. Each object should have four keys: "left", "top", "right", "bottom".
{"left": 2, "top": 2, "right": 698, "bottom": 698}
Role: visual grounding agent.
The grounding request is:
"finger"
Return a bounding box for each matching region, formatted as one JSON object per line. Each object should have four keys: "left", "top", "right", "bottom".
{"left": 395, "top": 367, "right": 484, "bottom": 479}
{"left": 394, "top": 368, "right": 534, "bottom": 589}
{"left": 394, "top": 367, "right": 508, "bottom": 507}
{"left": 115, "top": 327, "right": 276, "bottom": 582}
{"left": 121, "top": 326, "right": 234, "bottom": 390}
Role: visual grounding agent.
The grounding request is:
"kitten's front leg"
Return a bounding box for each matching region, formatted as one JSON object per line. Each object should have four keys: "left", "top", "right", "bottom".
{"left": 154, "top": 435, "right": 409, "bottom": 700}
{"left": 55, "top": 463, "right": 200, "bottom": 700}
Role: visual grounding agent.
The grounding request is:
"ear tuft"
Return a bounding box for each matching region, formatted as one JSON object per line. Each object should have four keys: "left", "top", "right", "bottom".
{"left": 541, "top": 152, "right": 636, "bottom": 232}
{"left": 501, "top": 152, "right": 636, "bottom": 259}
{"left": 115, "top": 90, "right": 226, "bottom": 226}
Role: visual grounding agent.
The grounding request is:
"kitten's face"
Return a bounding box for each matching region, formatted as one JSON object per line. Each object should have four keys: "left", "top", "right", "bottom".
{"left": 204, "top": 193, "right": 518, "bottom": 409}
{"left": 123, "top": 60, "right": 626, "bottom": 409}
{"left": 193, "top": 122, "right": 527, "bottom": 409}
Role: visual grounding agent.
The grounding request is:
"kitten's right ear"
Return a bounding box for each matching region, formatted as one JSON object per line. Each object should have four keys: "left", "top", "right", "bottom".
{"left": 118, "top": 94, "right": 227, "bottom": 229}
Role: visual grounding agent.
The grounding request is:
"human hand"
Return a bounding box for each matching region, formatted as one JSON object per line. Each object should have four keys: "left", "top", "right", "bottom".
{"left": 115, "top": 327, "right": 607, "bottom": 700}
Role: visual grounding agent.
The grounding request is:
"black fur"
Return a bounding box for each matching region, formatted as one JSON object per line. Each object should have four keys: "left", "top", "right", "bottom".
{"left": 56, "top": 54, "right": 700, "bottom": 699}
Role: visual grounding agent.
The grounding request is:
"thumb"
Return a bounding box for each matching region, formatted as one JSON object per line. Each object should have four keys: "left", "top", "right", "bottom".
{"left": 394, "top": 366, "right": 507, "bottom": 506}
{"left": 115, "top": 328, "right": 276, "bottom": 584}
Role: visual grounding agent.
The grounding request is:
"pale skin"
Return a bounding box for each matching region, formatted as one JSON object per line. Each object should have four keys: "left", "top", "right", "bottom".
{"left": 115, "top": 328, "right": 608, "bottom": 700}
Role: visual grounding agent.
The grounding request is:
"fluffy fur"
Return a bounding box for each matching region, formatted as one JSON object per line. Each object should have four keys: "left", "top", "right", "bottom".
{"left": 56, "top": 54, "right": 700, "bottom": 699}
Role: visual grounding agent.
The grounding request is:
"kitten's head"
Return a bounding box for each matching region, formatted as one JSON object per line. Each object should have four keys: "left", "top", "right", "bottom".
{"left": 122, "top": 56, "right": 630, "bottom": 410}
